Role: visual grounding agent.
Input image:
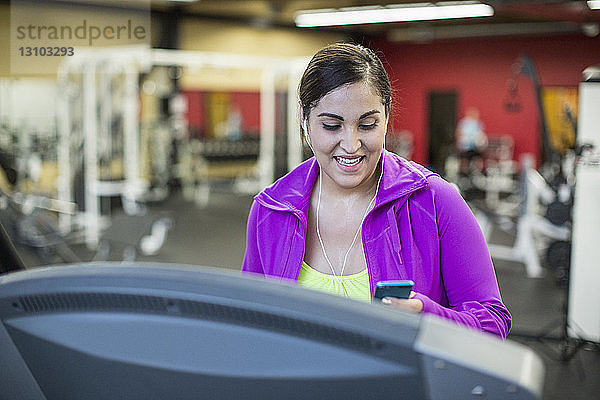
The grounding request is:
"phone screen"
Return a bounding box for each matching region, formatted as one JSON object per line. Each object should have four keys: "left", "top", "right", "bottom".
{"left": 374, "top": 280, "right": 414, "bottom": 300}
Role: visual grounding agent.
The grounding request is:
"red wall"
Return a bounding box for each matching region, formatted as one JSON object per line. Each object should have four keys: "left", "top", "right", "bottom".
{"left": 182, "top": 90, "right": 205, "bottom": 137}
{"left": 231, "top": 91, "right": 261, "bottom": 134}
{"left": 182, "top": 90, "right": 260, "bottom": 137}
{"left": 372, "top": 34, "right": 600, "bottom": 165}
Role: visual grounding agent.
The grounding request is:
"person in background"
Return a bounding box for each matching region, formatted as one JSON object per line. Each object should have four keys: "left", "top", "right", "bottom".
{"left": 242, "top": 43, "right": 511, "bottom": 339}
{"left": 456, "top": 106, "right": 488, "bottom": 173}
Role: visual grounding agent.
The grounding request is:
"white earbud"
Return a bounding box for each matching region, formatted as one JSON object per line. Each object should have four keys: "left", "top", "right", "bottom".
{"left": 303, "top": 119, "right": 315, "bottom": 153}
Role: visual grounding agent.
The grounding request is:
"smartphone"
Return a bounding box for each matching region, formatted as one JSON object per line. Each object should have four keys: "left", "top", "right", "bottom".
{"left": 374, "top": 280, "right": 414, "bottom": 301}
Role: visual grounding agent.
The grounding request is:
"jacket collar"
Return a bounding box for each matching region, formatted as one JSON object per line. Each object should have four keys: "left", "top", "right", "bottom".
{"left": 376, "top": 150, "right": 431, "bottom": 207}
{"left": 254, "top": 150, "right": 431, "bottom": 217}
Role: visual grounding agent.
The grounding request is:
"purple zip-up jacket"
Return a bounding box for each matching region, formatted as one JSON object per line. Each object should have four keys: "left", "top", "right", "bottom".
{"left": 242, "top": 150, "right": 511, "bottom": 338}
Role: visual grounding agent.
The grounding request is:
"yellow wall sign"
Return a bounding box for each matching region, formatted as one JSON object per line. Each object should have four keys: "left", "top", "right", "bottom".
{"left": 541, "top": 86, "right": 578, "bottom": 155}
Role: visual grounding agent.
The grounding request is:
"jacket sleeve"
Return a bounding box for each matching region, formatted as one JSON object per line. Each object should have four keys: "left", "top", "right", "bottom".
{"left": 241, "top": 199, "right": 265, "bottom": 276}
{"left": 415, "top": 176, "right": 512, "bottom": 339}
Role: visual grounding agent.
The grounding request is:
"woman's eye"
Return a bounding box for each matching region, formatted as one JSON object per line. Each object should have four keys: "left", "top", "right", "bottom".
{"left": 322, "top": 123, "right": 341, "bottom": 131}
{"left": 360, "top": 122, "right": 377, "bottom": 130}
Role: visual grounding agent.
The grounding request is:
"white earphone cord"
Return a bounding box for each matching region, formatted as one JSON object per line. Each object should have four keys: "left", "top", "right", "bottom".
{"left": 315, "top": 154, "right": 384, "bottom": 297}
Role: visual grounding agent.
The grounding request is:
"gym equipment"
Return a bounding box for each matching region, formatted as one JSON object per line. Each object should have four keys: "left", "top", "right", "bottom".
{"left": 57, "top": 47, "right": 147, "bottom": 248}
{"left": 0, "top": 263, "right": 544, "bottom": 400}
{"left": 545, "top": 240, "right": 571, "bottom": 285}
{"left": 486, "top": 160, "right": 570, "bottom": 278}
{"left": 568, "top": 64, "right": 600, "bottom": 344}
{"left": 445, "top": 135, "right": 520, "bottom": 217}
{"left": 469, "top": 55, "right": 577, "bottom": 280}
{"left": 508, "top": 65, "right": 600, "bottom": 363}
{"left": 0, "top": 178, "right": 80, "bottom": 268}
{"left": 139, "top": 66, "right": 179, "bottom": 203}
{"left": 176, "top": 137, "right": 261, "bottom": 207}
{"left": 57, "top": 47, "right": 310, "bottom": 238}
{"left": 149, "top": 49, "right": 309, "bottom": 200}
{"left": 507, "top": 55, "right": 556, "bottom": 167}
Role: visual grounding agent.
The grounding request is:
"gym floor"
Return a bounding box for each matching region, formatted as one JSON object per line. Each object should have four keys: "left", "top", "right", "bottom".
{"left": 19, "top": 188, "right": 600, "bottom": 400}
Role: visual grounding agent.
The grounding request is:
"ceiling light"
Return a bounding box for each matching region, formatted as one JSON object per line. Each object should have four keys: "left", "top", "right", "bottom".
{"left": 294, "top": 2, "right": 494, "bottom": 28}
{"left": 588, "top": 1, "right": 600, "bottom": 10}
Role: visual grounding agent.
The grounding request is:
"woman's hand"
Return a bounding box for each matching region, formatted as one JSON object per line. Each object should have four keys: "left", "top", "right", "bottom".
{"left": 381, "top": 291, "right": 423, "bottom": 313}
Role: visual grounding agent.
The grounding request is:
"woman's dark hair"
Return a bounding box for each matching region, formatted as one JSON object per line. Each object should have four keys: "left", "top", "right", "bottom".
{"left": 299, "top": 43, "right": 392, "bottom": 128}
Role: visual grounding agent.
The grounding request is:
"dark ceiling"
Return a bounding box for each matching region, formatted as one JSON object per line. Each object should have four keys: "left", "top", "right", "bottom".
{"left": 151, "top": 0, "right": 600, "bottom": 40}
{"left": 42, "top": 1, "right": 600, "bottom": 41}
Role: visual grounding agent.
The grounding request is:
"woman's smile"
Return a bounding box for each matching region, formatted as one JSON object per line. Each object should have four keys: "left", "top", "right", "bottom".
{"left": 334, "top": 155, "right": 365, "bottom": 169}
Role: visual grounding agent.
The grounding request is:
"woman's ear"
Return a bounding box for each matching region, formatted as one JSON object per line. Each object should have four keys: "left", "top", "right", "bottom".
{"left": 301, "top": 118, "right": 314, "bottom": 153}
{"left": 299, "top": 103, "right": 309, "bottom": 137}
{"left": 299, "top": 102, "right": 315, "bottom": 153}
{"left": 299, "top": 102, "right": 307, "bottom": 133}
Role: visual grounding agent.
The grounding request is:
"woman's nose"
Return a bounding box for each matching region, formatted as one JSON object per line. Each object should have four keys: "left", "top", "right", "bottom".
{"left": 339, "top": 127, "right": 361, "bottom": 153}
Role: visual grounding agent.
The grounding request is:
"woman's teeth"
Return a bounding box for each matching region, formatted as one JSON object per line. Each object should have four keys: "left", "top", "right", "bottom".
{"left": 335, "top": 156, "right": 363, "bottom": 166}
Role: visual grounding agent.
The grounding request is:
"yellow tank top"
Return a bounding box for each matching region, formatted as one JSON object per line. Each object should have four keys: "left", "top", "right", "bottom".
{"left": 297, "top": 261, "right": 371, "bottom": 303}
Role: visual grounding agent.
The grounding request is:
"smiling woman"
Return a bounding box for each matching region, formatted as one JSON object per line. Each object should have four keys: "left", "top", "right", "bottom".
{"left": 242, "top": 42, "right": 512, "bottom": 339}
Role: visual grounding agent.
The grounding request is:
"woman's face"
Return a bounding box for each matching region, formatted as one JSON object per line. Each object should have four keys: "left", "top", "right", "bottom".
{"left": 305, "top": 80, "right": 387, "bottom": 192}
